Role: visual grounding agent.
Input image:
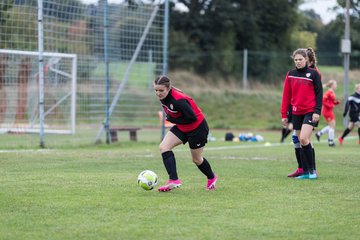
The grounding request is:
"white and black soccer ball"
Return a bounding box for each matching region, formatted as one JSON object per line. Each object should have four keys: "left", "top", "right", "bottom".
{"left": 137, "top": 170, "right": 158, "bottom": 191}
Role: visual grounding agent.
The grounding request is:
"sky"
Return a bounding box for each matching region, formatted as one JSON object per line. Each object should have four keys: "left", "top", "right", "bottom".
{"left": 80, "top": 0, "right": 340, "bottom": 24}
{"left": 299, "top": 0, "right": 340, "bottom": 24}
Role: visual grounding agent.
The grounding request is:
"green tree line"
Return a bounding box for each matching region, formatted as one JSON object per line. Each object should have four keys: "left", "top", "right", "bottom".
{"left": 1, "top": 0, "right": 360, "bottom": 83}
{"left": 168, "top": 0, "right": 360, "bottom": 81}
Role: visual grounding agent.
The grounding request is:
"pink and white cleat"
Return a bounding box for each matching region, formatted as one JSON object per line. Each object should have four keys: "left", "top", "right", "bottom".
{"left": 158, "top": 179, "right": 182, "bottom": 192}
{"left": 206, "top": 175, "right": 217, "bottom": 191}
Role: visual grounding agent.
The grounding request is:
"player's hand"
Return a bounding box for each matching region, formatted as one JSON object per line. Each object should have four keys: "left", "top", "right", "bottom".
{"left": 312, "top": 113, "right": 320, "bottom": 123}
{"left": 281, "top": 118, "right": 288, "bottom": 128}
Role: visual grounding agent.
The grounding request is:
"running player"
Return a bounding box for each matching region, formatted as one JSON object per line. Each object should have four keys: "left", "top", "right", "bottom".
{"left": 315, "top": 80, "right": 340, "bottom": 146}
{"left": 153, "top": 75, "right": 217, "bottom": 191}
{"left": 338, "top": 83, "right": 360, "bottom": 145}
{"left": 281, "top": 48, "right": 322, "bottom": 179}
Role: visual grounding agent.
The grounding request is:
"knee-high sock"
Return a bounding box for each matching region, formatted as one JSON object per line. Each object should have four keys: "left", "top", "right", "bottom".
{"left": 319, "top": 126, "right": 330, "bottom": 136}
{"left": 358, "top": 128, "right": 360, "bottom": 140}
{"left": 197, "top": 158, "right": 215, "bottom": 179}
{"left": 312, "top": 144, "right": 316, "bottom": 170}
{"left": 328, "top": 127, "right": 335, "bottom": 141}
{"left": 295, "top": 148, "right": 302, "bottom": 168}
{"left": 162, "top": 151, "right": 178, "bottom": 180}
{"left": 341, "top": 128, "right": 351, "bottom": 139}
{"left": 301, "top": 143, "right": 314, "bottom": 174}
{"left": 281, "top": 128, "right": 291, "bottom": 141}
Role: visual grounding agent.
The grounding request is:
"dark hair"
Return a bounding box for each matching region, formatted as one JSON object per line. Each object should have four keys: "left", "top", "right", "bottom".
{"left": 292, "top": 48, "right": 307, "bottom": 59}
{"left": 154, "top": 75, "right": 171, "bottom": 88}
{"left": 306, "top": 47, "right": 317, "bottom": 68}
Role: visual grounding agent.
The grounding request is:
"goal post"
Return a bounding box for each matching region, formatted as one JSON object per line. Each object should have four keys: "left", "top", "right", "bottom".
{"left": 0, "top": 49, "right": 77, "bottom": 134}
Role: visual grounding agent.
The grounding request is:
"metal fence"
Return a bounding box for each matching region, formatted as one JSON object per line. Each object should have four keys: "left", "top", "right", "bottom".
{"left": 0, "top": 0, "right": 166, "bottom": 145}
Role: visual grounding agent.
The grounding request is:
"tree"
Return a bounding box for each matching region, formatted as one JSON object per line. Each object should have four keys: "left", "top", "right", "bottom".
{"left": 169, "top": 0, "right": 301, "bottom": 81}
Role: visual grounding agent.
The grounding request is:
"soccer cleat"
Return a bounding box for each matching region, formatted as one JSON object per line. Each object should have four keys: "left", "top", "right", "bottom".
{"left": 287, "top": 168, "right": 304, "bottom": 178}
{"left": 309, "top": 172, "right": 318, "bottom": 180}
{"left": 315, "top": 133, "right": 321, "bottom": 142}
{"left": 328, "top": 142, "right": 336, "bottom": 147}
{"left": 206, "top": 174, "right": 217, "bottom": 190}
{"left": 158, "top": 179, "right": 182, "bottom": 192}
{"left": 295, "top": 173, "right": 310, "bottom": 179}
{"left": 338, "top": 137, "right": 343, "bottom": 145}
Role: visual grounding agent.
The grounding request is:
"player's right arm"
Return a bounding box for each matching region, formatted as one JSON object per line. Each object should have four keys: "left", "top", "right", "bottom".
{"left": 281, "top": 72, "right": 291, "bottom": 119}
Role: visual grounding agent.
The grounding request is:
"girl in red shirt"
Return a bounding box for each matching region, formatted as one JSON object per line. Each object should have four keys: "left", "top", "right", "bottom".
{"left": 315, "top": 80, "right": 340, "bottom": 146}
{"left": 154, "top": 76, "right": 217, "bottom": 192}
{"left": 281, "top": 48, "right": 323, "bottom": 179}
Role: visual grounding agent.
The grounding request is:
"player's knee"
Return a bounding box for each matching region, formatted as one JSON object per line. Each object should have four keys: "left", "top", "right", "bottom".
{"left": 192, "top": 157, "right": 202, "bottom": 165}
{"left": 159, "top": 142, "right": 169, "bottom": 153}
{"left": 299, "top": 138, "right": 310, "bottom": 146}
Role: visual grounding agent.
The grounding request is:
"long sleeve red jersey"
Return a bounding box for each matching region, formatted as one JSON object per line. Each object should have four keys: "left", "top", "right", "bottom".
{"left": 160, "top": 88, "right": 205, "bottom": 132}
{"left": 322, "top": 89, "right": 339, "bottom": 114}
{"left": 281, "top": 66, "right": 323, "bottom": 118}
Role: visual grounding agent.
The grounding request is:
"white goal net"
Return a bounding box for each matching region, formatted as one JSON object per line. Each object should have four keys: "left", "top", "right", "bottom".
{"left": 0, "top": 49, "right": 76, "bottom": 134}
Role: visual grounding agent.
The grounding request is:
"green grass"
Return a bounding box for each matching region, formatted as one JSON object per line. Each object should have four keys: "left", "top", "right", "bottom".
{"left": 92, "top": 61, "right": 154, "bottom": 88}
{"left": 0, "top": 129, "right": 359, "bottom": 240}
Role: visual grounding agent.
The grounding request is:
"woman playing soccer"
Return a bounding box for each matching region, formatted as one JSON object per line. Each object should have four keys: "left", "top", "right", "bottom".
{"left": 281, "top": 48, "right": 323, "bottom": 179}
{"left": 338, "top": 83, "right": 360, "bottom": 145}
{"left": 153, "top": 75, "right": 217, "bottom": 191}
{"left": 315, "top": 80, "right": 340, "bottom": 146}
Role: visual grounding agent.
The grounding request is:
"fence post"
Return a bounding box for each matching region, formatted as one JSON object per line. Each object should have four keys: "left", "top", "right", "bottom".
{"left": 242, "top": 48, "right": 248, "bottom": 91}
{"left": 37, "top": 0, "right": 45, "bottom": 148}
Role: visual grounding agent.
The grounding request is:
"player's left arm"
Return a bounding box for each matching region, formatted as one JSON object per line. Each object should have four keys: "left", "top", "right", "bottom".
{"left": 313, "top": 72, "right": 323, "bottom": 115}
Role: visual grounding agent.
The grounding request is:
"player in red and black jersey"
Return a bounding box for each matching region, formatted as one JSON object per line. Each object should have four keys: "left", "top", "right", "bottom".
{"left": 338, "top": 83, "right": 360, "bottom": 145}
{"left": 153, "top": 75, "right": 217, "bottom": 192}
{"left": 288, "top": 48, "right": 319, "bottom": 177}
{"left": 281, "top": 48, "right": 323, "bottom": 179}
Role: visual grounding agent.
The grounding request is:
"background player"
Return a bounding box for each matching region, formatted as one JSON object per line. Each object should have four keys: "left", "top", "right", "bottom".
{"left": 315, "top": 80, "right": 340, "bottom": 146}
{"left": 338, "top": 83, "right": 360, "bottom": 145}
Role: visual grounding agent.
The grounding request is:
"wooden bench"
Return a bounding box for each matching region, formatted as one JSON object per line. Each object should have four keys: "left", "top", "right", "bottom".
{"left": 109, "top": 127, "right": 141, "bottom": 142}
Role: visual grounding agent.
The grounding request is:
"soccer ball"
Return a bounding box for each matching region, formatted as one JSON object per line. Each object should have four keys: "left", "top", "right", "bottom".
{"left": 137, "top": 170, "right": 158, "bottom": 191}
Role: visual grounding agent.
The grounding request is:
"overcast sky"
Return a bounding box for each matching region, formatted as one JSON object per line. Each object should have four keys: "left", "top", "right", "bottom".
{"left": 299, "top": 0, "right": 339, "bottom": 24}
{"left": 80, "top": 0, "right": 340, "bottom": 24}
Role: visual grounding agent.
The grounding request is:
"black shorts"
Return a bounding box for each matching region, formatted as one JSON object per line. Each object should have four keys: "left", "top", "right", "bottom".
{"left": 287, "top": 111, "right": 293, "bottom": 123}
{"left": 170, "top": 119, "right": 209, "bottom": 149}
{"left": 349, "top": 113, "right": 360, "bottom": 123}
{"left": 292, "top": 112, "right": 319, "bottom": 130}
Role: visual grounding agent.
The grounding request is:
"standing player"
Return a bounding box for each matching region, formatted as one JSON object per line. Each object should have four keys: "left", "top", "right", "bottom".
{"left": 281, "top": 48, "right": 322, "bottom": 179}
{"left": 153, "top": 75, "right": 217, "bottom": 192}
{"left": 315, "top": 80, "right": 340, "bottom": 146}
{"left": 338, "top": 83, "right": 360, "bottom": 145}
{"left": 287, "top": 47, "right": 319, "bottom": 177}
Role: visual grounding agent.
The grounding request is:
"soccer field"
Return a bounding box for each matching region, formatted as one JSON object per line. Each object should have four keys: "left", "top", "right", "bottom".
{"left": 0, "top": 129, "right": 359, "bottom": 240}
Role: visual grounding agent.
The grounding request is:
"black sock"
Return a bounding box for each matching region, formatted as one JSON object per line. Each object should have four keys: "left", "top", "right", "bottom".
{"left": 284, "top": 129, "right": 291, "bottom": 139}
{"left": 301, "top": 143, "right": 314, "bottom": 174}
{"left": 341, "top": 128, "right": 351, "bottom": 139}
{"left": 197, "top": 158, "right": 215, "bottom": 179}
{"left": 162, "top": 151, "right": 178, "bottom": 180}
{"left": 295, "top": 147, "right": 302, "bottom": 168}
{"left": 358, "top": 128, "right": 360, "bottom": 139}
{"left": 281, "top": 128, "right": 286, "bottom": 141}
{"left": 281, "top": 129, "right": 291, "bottom": 142}
{"left": 312, "top": 146, "right": 316, "bottom": 170}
